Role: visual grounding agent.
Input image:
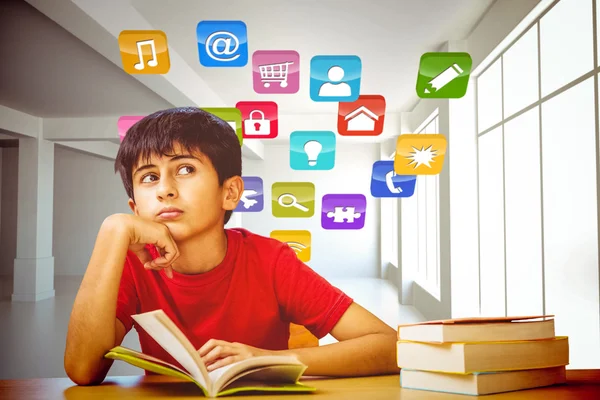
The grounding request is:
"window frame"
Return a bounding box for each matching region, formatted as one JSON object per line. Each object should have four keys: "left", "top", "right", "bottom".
{"left": 412, "top": 112, "right": 441, "bottom": 296}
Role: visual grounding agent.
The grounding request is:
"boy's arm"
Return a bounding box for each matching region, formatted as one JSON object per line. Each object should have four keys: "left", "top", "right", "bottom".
{"left": 199, "top": 245, "right": 399, "bottom": 376}
{"left": 64, "top": 215, "right": 131, "bottom": 385}
{"left": 277, "top": 302, "right": 399, "bottom": 376}
{"left": 198, "top": 302, "right": 399, "bottom": 376}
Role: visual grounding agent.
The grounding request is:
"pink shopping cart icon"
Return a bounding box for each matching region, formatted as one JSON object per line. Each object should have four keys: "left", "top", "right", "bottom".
{"left": 259, "top": 61, "right": 294, "bottom": 88}
{"left": 252, "top": 50, "right": 300, "bottom": 94}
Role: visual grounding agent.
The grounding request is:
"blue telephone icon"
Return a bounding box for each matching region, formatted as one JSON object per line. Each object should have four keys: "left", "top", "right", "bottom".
{"left": 386, "top": 170, "right": 402, "bottom": 193}
{"left": 370, "top": 160, "right": 416, "bottom": 198}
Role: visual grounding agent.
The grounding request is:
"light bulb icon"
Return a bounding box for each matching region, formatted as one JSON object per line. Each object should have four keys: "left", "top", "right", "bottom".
{"left": 303, "top": 140, "right": 322, "bottom": 166}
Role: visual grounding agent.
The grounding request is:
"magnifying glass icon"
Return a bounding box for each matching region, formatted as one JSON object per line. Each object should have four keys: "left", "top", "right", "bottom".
{"left": 277, "top": 193, "right": 309, "bottom": 212}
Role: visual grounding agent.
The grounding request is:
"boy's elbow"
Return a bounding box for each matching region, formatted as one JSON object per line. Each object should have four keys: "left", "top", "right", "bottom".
{"left": 64, "top": 357, "right": 106, "bottom": 386}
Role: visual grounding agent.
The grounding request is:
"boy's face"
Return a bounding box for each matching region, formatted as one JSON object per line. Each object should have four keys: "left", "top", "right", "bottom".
{"left": 127, "top": 142, "right": 242, "bottom": 241}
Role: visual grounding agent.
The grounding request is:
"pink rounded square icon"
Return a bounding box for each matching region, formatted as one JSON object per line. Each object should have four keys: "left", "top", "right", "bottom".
{"left": 118, "top": 116, "right": 144, "bottom": 142}
{"left": 252, "top": 50, "right": 300, "bottom": 94}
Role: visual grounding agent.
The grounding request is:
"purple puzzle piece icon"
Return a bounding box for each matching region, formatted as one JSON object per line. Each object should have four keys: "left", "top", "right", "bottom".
{"left": 321, "top": 194, "right": 366, "bottom": 230}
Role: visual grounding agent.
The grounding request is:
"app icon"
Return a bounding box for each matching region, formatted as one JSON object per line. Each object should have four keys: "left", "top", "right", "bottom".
{"left": 200, "top": 108, "right": 243, "bottom": 145}
{"left": 235, "top": 177, "right": 264, "bottom": 212}
{"left": 321, "top": 194, "right": 366, "bottom": 230}
{"left": 270, "top": 230, "right": 311, "bottom": 262}
{"left": 338, "top": 95, "right": 386, "bottom": 136}
{"left": 252, "top": 50, "right": 300, "bottom": 94}
{"left": 118, "top": 116, "right": 144, "bottom": 142}
{"left": 235, "top": 101, "right": 278, "bottom": 139}
{"left": 290, "top": 131, "right": 335, "bottom": 170}
{"left": 416, "top": 52, "right": 472, "bottom": 98}
{"left": 272, "top": 182, "right": 315, "bottom": 218}
{"left": 394, "top": 134, "right": 447, "bottom": 175}
{"left": 310, "top": 55, "right": 361, "bottom": 102}
{"left": 370, "top": 160, "right": 416, "bottom": 198}
{"left": 196, "top": 21, "right": 248, "bottom": 67}
{"left": 118, "top": 30, "right": 170, "bottom": 74}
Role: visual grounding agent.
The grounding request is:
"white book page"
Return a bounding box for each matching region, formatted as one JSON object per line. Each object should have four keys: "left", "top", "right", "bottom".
{"left": 132, "top": 310, "right": 211, "bottom": 392}
{"left": 209, "top": 355, "right": 303, "bottom": 392}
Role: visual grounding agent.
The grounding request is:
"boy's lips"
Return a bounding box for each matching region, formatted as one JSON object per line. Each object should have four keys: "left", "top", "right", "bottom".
{"left": 157, "top": 207, "right": 184, "bottom": 220}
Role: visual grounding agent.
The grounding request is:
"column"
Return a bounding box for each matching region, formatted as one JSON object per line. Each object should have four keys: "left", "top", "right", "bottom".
{"left": 12, "top": 136, "right": 55, "bottom": 302}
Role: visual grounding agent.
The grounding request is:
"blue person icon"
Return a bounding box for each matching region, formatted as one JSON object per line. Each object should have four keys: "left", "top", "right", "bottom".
{"left": 310, "top": 55, "right": 361, "bottom": 102}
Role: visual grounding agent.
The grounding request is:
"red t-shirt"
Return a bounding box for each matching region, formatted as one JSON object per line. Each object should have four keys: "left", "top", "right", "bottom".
{"left": 115, "top": 228, "right": 353, "bottom": 371}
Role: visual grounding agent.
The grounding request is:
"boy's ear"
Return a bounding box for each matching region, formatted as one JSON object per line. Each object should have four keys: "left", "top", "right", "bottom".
{"left": 222, "top": 176, "right": 244, "bottom": 211}
{"left": 128, "top": 198, "right": 139, "bottom": 215}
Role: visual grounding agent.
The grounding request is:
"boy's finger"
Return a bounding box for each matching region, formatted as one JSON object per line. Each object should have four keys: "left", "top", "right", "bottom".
{"left": 198, "top": 339, "right": 228, "bottom": 356}
{"left": 206, "top": 355, "right": 238, "bottom": 371}
{"left": 135, "top": 248, "right": 153, "bottom": 265}
{"left": 155, "top": 238, "right": 179, "bottom": 264}
{"left": 144, "top": 262, "right": 173, "bottom": 279}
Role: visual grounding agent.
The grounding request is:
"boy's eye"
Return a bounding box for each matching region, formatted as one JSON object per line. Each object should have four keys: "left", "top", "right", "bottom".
{"left": 141, "top": 174, "right": 158, "bottom": 183}
{"left": 178, "top": 165, "right": 194, "bottom": 175}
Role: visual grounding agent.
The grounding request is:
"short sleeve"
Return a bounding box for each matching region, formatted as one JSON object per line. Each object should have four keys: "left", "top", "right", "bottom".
{"left": 273, "top": 245, "right": 354, "bottom": 339}
{"left": 115, "top": 253, "right": 140, "bottom": 333}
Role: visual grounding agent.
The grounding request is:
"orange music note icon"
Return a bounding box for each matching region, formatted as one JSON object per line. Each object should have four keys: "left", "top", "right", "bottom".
{"left": 118, "top": 30, "right": 170, "bottom": 74}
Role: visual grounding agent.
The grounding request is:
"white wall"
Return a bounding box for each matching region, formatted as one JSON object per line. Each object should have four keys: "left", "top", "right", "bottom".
{"left": 241, "top": 143, "right": 381, "bottom": 281}
{"left": 53, "top": 145, "right": 130, "bottom": 276}
{"left": 0, "top": 148, "right": 19, "bottom": 277}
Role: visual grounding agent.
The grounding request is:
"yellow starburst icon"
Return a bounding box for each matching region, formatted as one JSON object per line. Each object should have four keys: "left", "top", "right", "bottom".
{"left": 394, "top": 134, "right": 447, "bottom": 175}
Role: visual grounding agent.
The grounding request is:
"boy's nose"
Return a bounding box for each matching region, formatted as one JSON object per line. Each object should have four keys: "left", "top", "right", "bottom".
{"left": 156, "top": 181, "right": 178, "bottom": 200}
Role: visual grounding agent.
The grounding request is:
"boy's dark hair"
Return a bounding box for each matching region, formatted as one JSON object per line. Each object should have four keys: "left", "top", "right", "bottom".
{"left": 114, "top": 107, "right": 242, "bottom": 225}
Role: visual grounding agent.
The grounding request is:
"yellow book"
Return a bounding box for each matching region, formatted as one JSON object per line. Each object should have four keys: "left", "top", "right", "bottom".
{"left": 105, "top": 310, "right": 316, "bottom": 398}
{"left": 396, "top": 336, "right": 569, "bottom": 374}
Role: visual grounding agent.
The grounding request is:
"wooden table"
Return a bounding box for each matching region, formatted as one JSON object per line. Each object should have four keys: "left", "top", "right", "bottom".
{"left": 1, "top": 370, "right": 599, "bottom": 399}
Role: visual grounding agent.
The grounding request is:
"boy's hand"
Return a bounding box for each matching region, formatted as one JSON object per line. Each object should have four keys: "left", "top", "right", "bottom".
{"left": 197, "top": 339, "right": 274, "bottom": 371}
{"left": 110, "top": 214, "right": 180, "bottom": 279}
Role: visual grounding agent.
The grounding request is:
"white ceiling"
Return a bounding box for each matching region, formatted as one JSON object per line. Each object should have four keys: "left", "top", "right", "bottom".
{"left": 131, "top": 0, "right": 495, "bottom": 114}
{"left": 0, "top": 0, "right": 494, "bottom": 120}
{"left": 0, "top": 0, "right": 172, "bottom": 117}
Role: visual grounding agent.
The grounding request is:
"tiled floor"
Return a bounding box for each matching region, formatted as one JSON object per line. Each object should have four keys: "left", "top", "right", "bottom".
{"left": 0, "top": 275, "right": 425, "bottom": 380}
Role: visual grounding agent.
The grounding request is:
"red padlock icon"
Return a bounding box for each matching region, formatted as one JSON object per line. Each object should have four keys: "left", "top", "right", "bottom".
{"left": 243, "top": 110, "right": 271, "bottom": 135}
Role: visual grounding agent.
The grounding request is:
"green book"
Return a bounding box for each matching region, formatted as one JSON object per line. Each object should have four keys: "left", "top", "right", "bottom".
{"left": 105, "top": 309, "right": 316, "bottom": 398}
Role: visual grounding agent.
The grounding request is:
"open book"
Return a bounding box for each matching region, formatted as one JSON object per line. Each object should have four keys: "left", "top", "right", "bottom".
{"left": 104, "top": 309, "right": 316, "bottom": 397}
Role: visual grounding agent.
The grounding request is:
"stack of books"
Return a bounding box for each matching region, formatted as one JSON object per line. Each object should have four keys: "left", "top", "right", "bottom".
{"left": 396, "top": 315, "right": 569, "bottom": 396}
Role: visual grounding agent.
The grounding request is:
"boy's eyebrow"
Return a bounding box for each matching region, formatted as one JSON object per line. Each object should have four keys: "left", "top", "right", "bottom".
{"left": 133, "top": 154, "right": 202, "bottom": 177}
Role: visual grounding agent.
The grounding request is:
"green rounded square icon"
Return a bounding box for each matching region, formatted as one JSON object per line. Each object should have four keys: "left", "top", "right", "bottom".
{"left": 272, "top": 182, "right": 315, "bottom": 218}
{"left": 200, "top": 107, "right": 243, "bottom": 145}
{"left": 416, "top": 52, "right": 472, "bottom": 99}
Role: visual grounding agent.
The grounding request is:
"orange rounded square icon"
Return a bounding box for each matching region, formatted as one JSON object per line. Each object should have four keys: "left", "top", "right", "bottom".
{"left": 118, "top": 30, "right": 170, "bottom": 74}
{"left": 394, "top": 134, "right": 447, "bottom": 175}
{"left": 270, "top": 230, "right": 311, "bottom": 262}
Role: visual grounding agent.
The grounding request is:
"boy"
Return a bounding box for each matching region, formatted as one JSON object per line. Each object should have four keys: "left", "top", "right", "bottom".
{"left": 64, "top": 107, "right": 399, "bottom": 386}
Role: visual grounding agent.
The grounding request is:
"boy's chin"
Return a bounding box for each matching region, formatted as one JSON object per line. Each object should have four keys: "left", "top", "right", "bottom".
{"left": 162, "top": 223, "right": 201, "bottom": 242}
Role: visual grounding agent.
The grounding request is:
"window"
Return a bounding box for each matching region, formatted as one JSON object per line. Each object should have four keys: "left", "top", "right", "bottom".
{"left": 413, "top": 113, "right": 440, "bottom": 296}
{"left": 389, "top": 151, "right": 399, "bottom": 267}
{"left": 539, "top": 0, "right": 593, "bottom": 97}
{"left": 474, "top": 0, "right": 599, "bottom": 368}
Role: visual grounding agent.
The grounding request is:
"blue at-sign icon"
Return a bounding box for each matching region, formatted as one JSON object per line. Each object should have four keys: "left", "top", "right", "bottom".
{"left": 370, "top": 160, "right": 416, "bottom": 197}
{"left": 196, "top": 21, "right": 248, "bottom": 67}
{"left": 290, "top": 131, "right": 336, "bottom": 170}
